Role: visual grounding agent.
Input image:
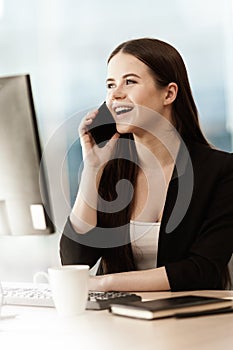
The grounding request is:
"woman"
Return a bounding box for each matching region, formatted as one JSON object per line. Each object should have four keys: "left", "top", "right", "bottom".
{"left": 60, "top": 38, "right": 233, "bottom": 291}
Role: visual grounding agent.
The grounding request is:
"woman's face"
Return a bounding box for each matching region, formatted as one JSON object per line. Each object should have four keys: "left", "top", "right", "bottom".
{"left": 106, "top": 52, "right": 170, "bottom": 135}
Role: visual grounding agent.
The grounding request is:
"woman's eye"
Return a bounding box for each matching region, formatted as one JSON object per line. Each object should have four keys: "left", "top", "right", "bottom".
{"left": 107, "top": 83, "right": 115, "bottom": 89}
{"left": 126, "top": 79, "right": 136, "bottom": 85}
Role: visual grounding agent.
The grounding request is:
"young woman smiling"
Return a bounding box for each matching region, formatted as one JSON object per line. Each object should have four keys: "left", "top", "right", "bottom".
{"left": 60, "top": 38, "right": 233, "bottom": 292}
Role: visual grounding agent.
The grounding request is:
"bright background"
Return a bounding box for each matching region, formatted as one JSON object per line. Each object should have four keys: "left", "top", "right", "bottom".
{"left": 0, "top": 0, "right": 232, "bottom": 282}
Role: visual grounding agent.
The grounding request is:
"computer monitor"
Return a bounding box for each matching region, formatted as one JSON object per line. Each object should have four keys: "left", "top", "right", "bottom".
{"left": 0, "top": 74, "right": 55, "bottom": 235}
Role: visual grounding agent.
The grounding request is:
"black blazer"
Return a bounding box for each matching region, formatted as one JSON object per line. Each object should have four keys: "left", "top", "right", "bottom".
{"left": 60, "top": 142, "right": 233, "bottom": 291}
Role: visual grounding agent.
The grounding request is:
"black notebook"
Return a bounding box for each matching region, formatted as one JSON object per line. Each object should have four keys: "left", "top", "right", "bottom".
{"left": 110, "top": 295, "right": 233, "bottom": 320}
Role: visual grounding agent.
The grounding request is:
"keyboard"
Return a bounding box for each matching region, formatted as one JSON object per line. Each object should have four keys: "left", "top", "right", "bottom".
{"left": 2, "top": 282, "right": 141, "bottom": 310}
{"left": 86, "top": 291, "right": 141, "bottom": 310}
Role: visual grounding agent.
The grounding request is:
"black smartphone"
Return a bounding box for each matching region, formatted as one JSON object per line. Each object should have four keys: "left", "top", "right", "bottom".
{"left": 87, "top": 102, "right": 117, "bottom": 148}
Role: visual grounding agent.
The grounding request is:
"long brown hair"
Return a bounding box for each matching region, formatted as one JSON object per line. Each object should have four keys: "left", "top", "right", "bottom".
{"left": 99, "top": 39, "right": 228, "bottom": 285}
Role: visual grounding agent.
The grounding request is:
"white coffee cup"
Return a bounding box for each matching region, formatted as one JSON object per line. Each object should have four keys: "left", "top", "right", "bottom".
{"left": 34, "top": 265, "right": 90, "bottom": 317}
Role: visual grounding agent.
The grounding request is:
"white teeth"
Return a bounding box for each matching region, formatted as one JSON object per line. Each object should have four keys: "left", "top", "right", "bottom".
{"left": 114, "top": 106, "right": 133, "bottom": 115}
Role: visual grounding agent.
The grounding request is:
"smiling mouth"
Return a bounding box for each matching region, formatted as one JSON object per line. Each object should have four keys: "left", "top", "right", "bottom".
{"left": 114, "top": 106, "right": 134, "bottom": 116}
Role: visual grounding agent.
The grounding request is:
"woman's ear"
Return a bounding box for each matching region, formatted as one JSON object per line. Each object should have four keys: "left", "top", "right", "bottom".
{"left": 163, "top": 83, "right": 178, "bottom": 105}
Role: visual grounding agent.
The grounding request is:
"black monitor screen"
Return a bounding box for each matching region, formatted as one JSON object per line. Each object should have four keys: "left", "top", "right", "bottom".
{"left": 0, "top": 74, "right": 54, "bottom": 235}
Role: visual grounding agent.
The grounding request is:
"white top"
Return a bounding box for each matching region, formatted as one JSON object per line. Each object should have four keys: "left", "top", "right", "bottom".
{"left": 130, "top": 220, "right": 161, "bottom": 270}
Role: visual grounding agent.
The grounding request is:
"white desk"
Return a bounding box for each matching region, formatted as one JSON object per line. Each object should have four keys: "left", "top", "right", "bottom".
{"left": 1, "top": 290, "right": 233, "bottom": 350}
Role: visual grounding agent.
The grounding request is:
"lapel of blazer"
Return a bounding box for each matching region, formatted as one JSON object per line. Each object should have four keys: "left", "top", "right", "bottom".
{"left": 157, "top": 140, "right": 194, "bottom": 265}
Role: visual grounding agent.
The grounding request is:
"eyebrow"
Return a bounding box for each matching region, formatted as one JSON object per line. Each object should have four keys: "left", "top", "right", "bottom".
{"left": 106, "top": 73, "right": 141, "bottom": 83}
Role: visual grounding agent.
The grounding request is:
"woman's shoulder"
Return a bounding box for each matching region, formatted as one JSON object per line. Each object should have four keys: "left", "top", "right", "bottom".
{"left": 187, "top": 142, "right": 233, "bottom": 175}
{"left": 188, "top": 142, "right": 232, "bottom": 161}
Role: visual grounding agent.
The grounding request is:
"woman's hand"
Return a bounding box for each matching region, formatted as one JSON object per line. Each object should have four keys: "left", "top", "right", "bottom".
{"left": 79, "top": 109, "right": 119, "bottom": 170}
{"left": 88, "top": 275, "right": 109, "bottom": 292}
{"left": 70, "top": 109, "right": 119, "bottom": 233}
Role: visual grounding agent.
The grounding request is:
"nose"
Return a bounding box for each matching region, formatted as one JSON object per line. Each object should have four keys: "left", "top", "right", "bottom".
{"left": 109, "top": 85, "right": 126, "bottom": 100}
